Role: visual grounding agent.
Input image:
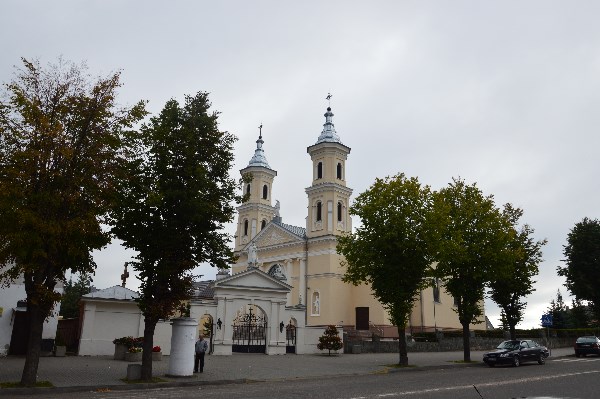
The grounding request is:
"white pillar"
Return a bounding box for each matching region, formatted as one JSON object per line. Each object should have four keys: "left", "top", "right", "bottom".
{"left": 168, "top": 318, "right": 198, "bottom": 377}
{"left": 299, "top": 258, "right": 306, "bottom": 305}
{"left": 285, "top": 259, "right": 292, "bottom": 306}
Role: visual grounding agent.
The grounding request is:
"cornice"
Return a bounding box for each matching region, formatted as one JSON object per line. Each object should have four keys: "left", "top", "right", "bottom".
{"left": 305, "top": 182, "right": 353, "bottom": 196}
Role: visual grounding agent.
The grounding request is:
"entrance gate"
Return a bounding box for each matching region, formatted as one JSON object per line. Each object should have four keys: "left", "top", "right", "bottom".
{"left": 232, "top": 308, "right": 267, "bottom": 353}
{"left": 286, "top": 323, "right": 296, "bottom": 354}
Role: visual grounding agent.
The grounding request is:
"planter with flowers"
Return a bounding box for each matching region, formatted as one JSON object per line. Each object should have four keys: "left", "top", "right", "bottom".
{"left": 152, "top": 346, "right": 162, "bottom": 361}
{"left": 113, "top": 336, "right": 143, "bottom": 360}
{"left": 124, "top": 346, "right": 143, "bottom": 362}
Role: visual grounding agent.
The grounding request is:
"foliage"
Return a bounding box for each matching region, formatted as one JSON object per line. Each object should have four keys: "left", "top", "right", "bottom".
{"left": 558, "top": 217, "right": 600, "bottom": 322}
{"left": 431, "top": 178, "right": 512, "bottom": 362}
{"left": 488, "top": 204, "right": 546, "bottom": 340}
{"left": 546, "top": 290, "right": 595, "bottom": 329}
{"left": 317, "top": 325, "right": 343, "bottom": 355}
{"left": 337, "top": 173, "right": 434, "bottom": 366}
{"left": 59, "top": 272, "right": 92, "bottom": 319}
{"left": 128, "top": 347, "right": 142, "bottom": 353}
{"left": 0, "top": 57, "right": 146, "bottom": 386}
{"left": 111, "top": 92, "right": 240, "bottom": 381}
{"left": 547, "top": 290, "right": 571, "bottom": 329}
{"left": 112, "top": 336, "right": 143, "bottom": 347}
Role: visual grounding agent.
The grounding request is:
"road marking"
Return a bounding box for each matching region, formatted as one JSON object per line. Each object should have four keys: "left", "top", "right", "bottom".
{"left": 369, "top": 370, "right": 600, "bottom": 397}
{"left": 552, "top": 358, "right": 600, "bottom": 362}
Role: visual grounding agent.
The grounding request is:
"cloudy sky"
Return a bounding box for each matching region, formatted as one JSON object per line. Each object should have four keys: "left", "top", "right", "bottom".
{"left": 2, "top": 1, "right": 599, "bottom": 329}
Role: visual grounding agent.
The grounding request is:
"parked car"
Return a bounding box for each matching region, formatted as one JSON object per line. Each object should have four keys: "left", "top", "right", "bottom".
{"left": 483, "top": 340, "right": 549, "bottom": 367}
{"left": 574, "top": 336, "right": 600, "bottom": 357}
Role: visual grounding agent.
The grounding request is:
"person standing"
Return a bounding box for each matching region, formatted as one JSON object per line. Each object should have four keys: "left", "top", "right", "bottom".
{"left": 194, "top": 334, "right": 209, "bottom": 373}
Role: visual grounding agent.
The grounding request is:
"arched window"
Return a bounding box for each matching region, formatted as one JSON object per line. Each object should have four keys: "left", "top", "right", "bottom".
{"left": 262, "top": 184, "right": 268, "bottom": 199}
{"left": 337, "top": 163, "right": 342, "bottom": 179}
{"left": 246, "top": 184, "right": 251, "bottom": 196}
{"left": 261, "top": 220, "right": 266, "bottom": 230}
{"left": 317, "top": 162, "right": 323, "bottom": 179}
{"left": 316, "top": 201, "right": 322, "bottom": 222}
{"left": 244, "top": 220, "right": 249, "bottom": 236}
{"left": 337, "top": 202, "right": 342, "bottom": 222}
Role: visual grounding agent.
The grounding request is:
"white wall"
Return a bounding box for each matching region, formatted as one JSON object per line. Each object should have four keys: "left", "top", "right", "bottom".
{"left": 296, "top": 326, "right": 344, "bottom": 355}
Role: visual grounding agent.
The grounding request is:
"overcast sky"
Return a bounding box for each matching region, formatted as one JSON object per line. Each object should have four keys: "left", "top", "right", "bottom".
{"left": 2, "top": 1, "right": 599, "bottom": 329}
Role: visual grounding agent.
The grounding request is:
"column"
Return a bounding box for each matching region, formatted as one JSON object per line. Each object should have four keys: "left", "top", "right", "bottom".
{"left": 299, "top": 258, "right": 306, "bottom": 305}
{"left": 284, "top": 259, "right": 292, "bottom": 306}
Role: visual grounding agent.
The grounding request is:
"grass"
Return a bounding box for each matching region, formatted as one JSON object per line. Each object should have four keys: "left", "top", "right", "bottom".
{"left": 120, "top": 377, "right": 167, "bottom": 384}
{"left": 0, "top": 381, "right": 54, "bottom": 388}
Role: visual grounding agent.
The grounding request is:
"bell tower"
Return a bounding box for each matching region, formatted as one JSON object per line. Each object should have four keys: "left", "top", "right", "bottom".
{"left": 306, "top": 105, "right": 352, "bottom": 238}
{"left": 235, "top": 125, "right": 277, "bottom": 251}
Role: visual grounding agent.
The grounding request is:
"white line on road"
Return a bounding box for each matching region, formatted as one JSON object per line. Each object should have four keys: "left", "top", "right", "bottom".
{"left": 367, "top": 370, "right": 600, "bottom": 398}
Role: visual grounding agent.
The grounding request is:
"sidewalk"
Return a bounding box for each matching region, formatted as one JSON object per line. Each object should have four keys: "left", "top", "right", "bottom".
{"left": 0, "top": 347, "right": 574, "bottom": 396}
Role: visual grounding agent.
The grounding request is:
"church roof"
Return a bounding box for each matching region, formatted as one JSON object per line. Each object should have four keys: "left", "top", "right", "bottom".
{"left": 273, "top": 219, "right": 306, "bottom": 238}
{"left": 82, "top": 285, "right": 138, "bottom": 300}
{"left": 315, "top": 106, "right": 343, "bottom": 145}
{"left": 193, "top": 280, "right": 215, "bottom": 299}
{"left": 246, "top": 130, "right": 271, "bottom": 169}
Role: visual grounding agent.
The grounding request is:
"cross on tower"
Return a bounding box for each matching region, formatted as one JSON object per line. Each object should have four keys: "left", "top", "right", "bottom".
{"left": 120, "top": 264, "right": 129, "bottom": 287}
{"left": 326, "top": 92, "right": 332, "bottom": 107}
{"left": 258, "top": 123, "right": 263, "bottom": 139}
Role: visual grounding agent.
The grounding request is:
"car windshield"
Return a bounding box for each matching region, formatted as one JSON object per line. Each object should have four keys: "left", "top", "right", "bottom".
{"left": 496, "top": 341, "right": 520, "bottom": 350}
{"left": 576, "top": 337, "right": 597, "bottom": 343}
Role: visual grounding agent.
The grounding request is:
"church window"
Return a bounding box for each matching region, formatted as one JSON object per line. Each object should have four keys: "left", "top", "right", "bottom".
{"left": 337, "top": 162, "right": 342, "bottom": 179}
{"left": 316, "top": 201, "right": 322, "bottom": 222}
{"left": 244, "top": 220, "right": 249, "bottom": 236}
{"left": 433, "top": 278, "right": 440, "bottom": 303}
{"left": 311, "top": 291, "right": 320, "bottom": 316}
{"left": 261, "top": 220, "right": 266, "bottom": 230}
{"left": 317, "top": 162, "right": 323, "bottom": 179}
{"left": 262, "top": 184, "right": 268, "bottom": 199}
{"left": 337, "top": 202, "right": 343, "bottom": 222}
{"left": 246, "top": 184, "right": 251, "bottom": 196}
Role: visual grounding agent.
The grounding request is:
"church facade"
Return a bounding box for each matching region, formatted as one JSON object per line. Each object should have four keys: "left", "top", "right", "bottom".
{"left": 231, "top": 106, "right": 486, "bottom": 335}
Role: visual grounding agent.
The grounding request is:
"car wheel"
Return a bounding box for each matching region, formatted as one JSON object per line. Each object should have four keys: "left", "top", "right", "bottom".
{"left": 537, "top": 355, "right": 545, "bottom": 365}
{"left": 512, "top": 356, "right": 520, "bottom": 367}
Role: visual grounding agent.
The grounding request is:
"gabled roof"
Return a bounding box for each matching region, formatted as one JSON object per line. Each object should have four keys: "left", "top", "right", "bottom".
{"left": 193, "top": 280, "right": 215, "bottom": 299}
{"left": 82, "top": 285, "right": 138, "bottom": 300}
{"left": 214, "top": 267, "right": 292, "bottom": 292}
{"left": 273, "top": 219, "right": 306, "bottom": 239}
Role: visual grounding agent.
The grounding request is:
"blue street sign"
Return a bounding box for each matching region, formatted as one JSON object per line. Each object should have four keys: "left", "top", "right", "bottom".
{"left": 541, "top": 313, "right": 553, "bottom": 327}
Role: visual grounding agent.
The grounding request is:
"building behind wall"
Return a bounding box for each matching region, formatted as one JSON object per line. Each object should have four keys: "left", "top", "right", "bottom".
{"left": 230, "top": 104, "right": 487, "bottom": 335}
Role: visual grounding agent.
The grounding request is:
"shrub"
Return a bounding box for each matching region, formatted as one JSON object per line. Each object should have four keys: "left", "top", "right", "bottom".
{"left": 317, "top": 325, "right": 342, "bottom": 356}
{"left": 128, "top": 347, "right": 142, "bottom": 353}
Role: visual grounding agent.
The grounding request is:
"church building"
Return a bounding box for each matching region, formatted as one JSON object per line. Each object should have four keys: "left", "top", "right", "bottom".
{"left": 231, "top": 105, "right": 486, "bottom": 336}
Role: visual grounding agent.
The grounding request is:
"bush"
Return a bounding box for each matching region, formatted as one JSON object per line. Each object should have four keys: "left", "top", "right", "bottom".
{"left": 317, "top": 325, "right": 343, "bottom": 356}
{"left": 113, "top": 336, "right": 144, "bottom": 347}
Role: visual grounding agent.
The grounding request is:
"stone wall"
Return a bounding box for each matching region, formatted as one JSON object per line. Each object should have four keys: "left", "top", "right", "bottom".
{"left": 344, "top": 336, "right": 574, "bottom": 354}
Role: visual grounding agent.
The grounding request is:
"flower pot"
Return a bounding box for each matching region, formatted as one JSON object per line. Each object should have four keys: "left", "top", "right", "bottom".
{"left": 114, "top": 343, "right": 128, "bottom": 360}
{"left": 54, "top": 346, "right": 67, "bottom": 357}
{"left": 125, "top": 352, "right": 142, "bottom": 362}
{"left": 152, "top": 351, "right": 163, "bottom": 361}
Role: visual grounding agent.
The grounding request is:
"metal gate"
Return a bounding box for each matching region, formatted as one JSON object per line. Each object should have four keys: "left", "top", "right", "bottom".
{"left": 232, "top": 308, "right": 267, "bottom": 353}
{"left": 286, "top": 323, "right": 296, "bottom": 354}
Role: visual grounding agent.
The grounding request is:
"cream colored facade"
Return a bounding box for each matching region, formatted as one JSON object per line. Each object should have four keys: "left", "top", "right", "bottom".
{"left": 231, "top": 106, "right": 486, "bottom": 334}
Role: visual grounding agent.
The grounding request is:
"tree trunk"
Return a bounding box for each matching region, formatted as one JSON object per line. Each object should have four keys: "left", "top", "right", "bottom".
{"left": 397, "top": 326, "right": 408, "bottom": 366}
{"left": 509, "top": 324, "right": 516, "bottom": 340}
{"left": 141, "top": 316, "right": 158, "bottom": 381}
{"left": 20, "top": 304, "right": 46, "bottom": 386}
{"left": 462, "top": 322, "right": 471, "bottom": 362}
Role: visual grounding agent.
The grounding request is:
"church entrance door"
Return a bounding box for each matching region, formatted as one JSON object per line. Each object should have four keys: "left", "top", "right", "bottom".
{"left": 231, "top": 306, "right": 267, "bottom": 353}
{"left": 356, "top": 307, "right": 369, "bottom": 330}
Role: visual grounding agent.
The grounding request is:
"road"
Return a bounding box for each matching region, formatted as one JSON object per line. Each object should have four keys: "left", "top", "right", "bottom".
{"left": 9, "top": 356, "right": 600, "bottom": 399}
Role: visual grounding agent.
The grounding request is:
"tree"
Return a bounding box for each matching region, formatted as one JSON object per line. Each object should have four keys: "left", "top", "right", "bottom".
{"left": 488, "top": 205, "right": 546, "bottom": 340}
{"left": 59, "top": 273, "right": 92, "bottom": 319}
{"left": 317, "top": 325, "right": 343, "bottom": 356}
{"left": 431, "top": 178, "right": 510, "bottom": 362}
{"left": 111, "top": 92, "right": 239, "bottom": 381}
{"left": 0, "top": 58, "right": 146, "bottom": 386}
{"left": 558, "top": 217, "right": 600, "bottom": 323}
{"left": 337, "top": 174, "right": 434, "bottom": 366}
{"left": 547, "top": 290, "right": 570, "bottom": 329}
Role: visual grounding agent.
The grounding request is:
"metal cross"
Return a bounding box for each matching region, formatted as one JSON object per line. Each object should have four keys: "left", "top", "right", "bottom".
{"left": 258, "top": 123, "right": 263, "bottom": 138}
{"left": 326, "top": 93, "right": 332, "bottom": 106}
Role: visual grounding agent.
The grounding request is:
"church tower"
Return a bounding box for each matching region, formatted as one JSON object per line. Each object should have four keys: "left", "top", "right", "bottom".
{"left": 235, "top": 126, "right": 277, "bottom": 251}
{"left": 305, "top": 106, "right": 352, "bottom": 238}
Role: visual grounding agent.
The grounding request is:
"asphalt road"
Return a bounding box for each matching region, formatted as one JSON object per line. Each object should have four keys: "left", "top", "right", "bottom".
{"left": 11, "top": 356, "right": 600, "bottom": 399}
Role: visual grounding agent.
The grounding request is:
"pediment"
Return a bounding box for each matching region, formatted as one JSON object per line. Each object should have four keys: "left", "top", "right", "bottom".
{"left": 214, "top": 268, "right": 291, "bottom": 293}
{"left": 252, "top": 223, "right": 303, "bottom": 248}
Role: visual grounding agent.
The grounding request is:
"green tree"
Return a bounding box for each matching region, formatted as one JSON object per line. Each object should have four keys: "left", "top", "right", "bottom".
{"left": 431, "top": 178, "right": 510, "bottom": 362}
{"left": 0, "top": 58, "right": 146, "bottom": 386}
{"left": 337, "top": 174, "right": 433, "bottom": 366}
{"left": 59, "top": 273, "right": 92, "bottom": 319}
{"left": 547, "top": 290, "right": 570, "bottom": 329}
{"left": 570, "top": 298, "right": 591, "bottom": 329}
{"left": 488, "top": 205, "right": 546, "bottom": 340}
{"left": 558, "top": 217, "right": 600, "bottom": 323}
{"left": 111, "top": 92, "right": 239, "bottom": 381}
{"left": 317, "top": 325, "right": 343, "bottom": 356}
